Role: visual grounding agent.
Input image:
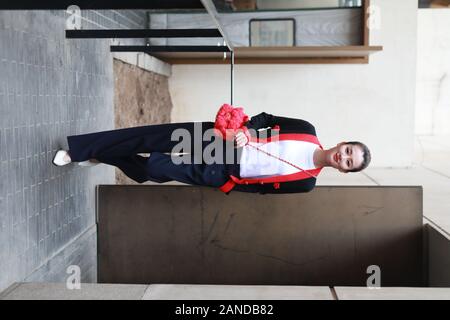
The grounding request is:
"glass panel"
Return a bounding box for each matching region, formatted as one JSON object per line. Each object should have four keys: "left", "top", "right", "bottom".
{"left": 419, "top": 0, "right": 450, "bottom": 8}
{"left": 146, "top": 0, "right": 364, "bottom": 47}
{"left": 250, "top": 19, "right": 295, "bottom": 46}
{"left": 213, "top": 0, "right": 363, "bottom": 12}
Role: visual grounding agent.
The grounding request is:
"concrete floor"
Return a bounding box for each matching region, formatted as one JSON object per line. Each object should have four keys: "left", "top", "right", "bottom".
{"left": 0, "top": 9, "right": 148, "bottom": 292}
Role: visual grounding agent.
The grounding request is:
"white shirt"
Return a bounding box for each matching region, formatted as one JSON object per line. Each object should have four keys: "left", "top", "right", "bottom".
{"left": 239, "top": 140, "right": 319, "bottom": 178}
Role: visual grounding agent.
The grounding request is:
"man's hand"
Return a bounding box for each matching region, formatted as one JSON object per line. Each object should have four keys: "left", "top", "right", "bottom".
{"left": 234, "top": 131, "right": 249, "bottom": 148}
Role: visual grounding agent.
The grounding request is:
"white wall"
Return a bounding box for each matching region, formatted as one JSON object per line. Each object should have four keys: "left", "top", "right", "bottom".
{"left": 168, "top": 0, "right": 418, "bottom": 167}
{"left": 415, "top": 9, "right": 450, "bottom": 135}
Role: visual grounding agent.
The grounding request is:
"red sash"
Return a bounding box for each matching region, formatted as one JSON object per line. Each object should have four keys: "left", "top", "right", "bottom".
{"left": 219, "top": 131, "right": 323, "bottom": 193}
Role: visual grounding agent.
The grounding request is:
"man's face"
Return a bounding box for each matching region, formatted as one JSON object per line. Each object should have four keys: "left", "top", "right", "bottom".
{"left": 328, "top": 142, "right": 364, "bottom": 173}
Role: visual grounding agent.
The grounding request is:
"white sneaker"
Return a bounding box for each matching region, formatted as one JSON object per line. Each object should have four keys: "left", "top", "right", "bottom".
{"left": 78, "top": 160, "right": 99, "bottom": 167}
{"left": 52, "top": 150, "right": 71, "bottom": 166}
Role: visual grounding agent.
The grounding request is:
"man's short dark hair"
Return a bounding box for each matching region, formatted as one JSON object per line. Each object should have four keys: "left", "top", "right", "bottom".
{"left": 346, "top": 141, "right": 371, "bottom": 173}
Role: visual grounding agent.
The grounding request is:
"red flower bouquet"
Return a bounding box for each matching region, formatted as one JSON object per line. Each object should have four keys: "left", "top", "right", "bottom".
{"left": 214, "top": 103, "right": 250, "bottom": 142}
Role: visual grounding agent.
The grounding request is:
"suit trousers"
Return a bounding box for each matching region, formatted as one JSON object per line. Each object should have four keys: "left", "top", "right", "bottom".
{"left": 67, "top": 122, "right": 241, "bottom": 187}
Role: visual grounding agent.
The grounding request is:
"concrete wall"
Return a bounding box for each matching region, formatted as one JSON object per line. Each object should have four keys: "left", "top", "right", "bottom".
{"left": 2, "top": 283, "right": 450, "bottom": 300}
{"left": 415, "top": 9, "right": 450, "bottom": 135}
{"left": 97, "top": 185, "right": 423, "bottom": 287}
{"left": 425, "top": 223, "right": 450, "bottom": 287}
{"left": 168, "top": 0, "right": 418, "bottom": 167}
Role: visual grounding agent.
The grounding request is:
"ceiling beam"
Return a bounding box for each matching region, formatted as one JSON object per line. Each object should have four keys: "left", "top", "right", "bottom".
{"left": 110, "top": 45, "right": 230, "bottom": 53}
{"left": 66, "top": 29, "right": 222, "bottom": 39}
{"left": 0, "top": 0, "right": 204, "bottom": 10}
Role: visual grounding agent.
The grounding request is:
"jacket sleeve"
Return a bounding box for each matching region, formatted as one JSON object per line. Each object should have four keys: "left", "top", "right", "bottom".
{"left": 231, "top": 178, "right": 316, "bottom": 194}
{"left": 245, "top": 112, "right": 316, "bottom": 135}
{"left": 244, "top": 112, "right": 276, "bottom": 130}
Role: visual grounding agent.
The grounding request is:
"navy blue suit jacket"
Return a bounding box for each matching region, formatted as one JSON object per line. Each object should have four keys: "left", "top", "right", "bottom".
{"left": 232, "top": 112, "right": 319, "bottom": 194}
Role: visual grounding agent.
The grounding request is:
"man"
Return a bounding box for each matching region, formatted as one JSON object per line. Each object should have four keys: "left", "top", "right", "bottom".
{"left": 52, "top": 112, "right": 371, "bottom": 194}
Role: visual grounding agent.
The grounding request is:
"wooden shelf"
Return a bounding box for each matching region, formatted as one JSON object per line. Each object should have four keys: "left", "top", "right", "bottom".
{"left": 152, "top": 45, "right": 383, "bottom": 64}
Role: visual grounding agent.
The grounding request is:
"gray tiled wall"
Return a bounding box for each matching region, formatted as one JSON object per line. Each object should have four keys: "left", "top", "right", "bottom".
{"left": 0, "top": 9, "right": 147, "bottom": 292}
